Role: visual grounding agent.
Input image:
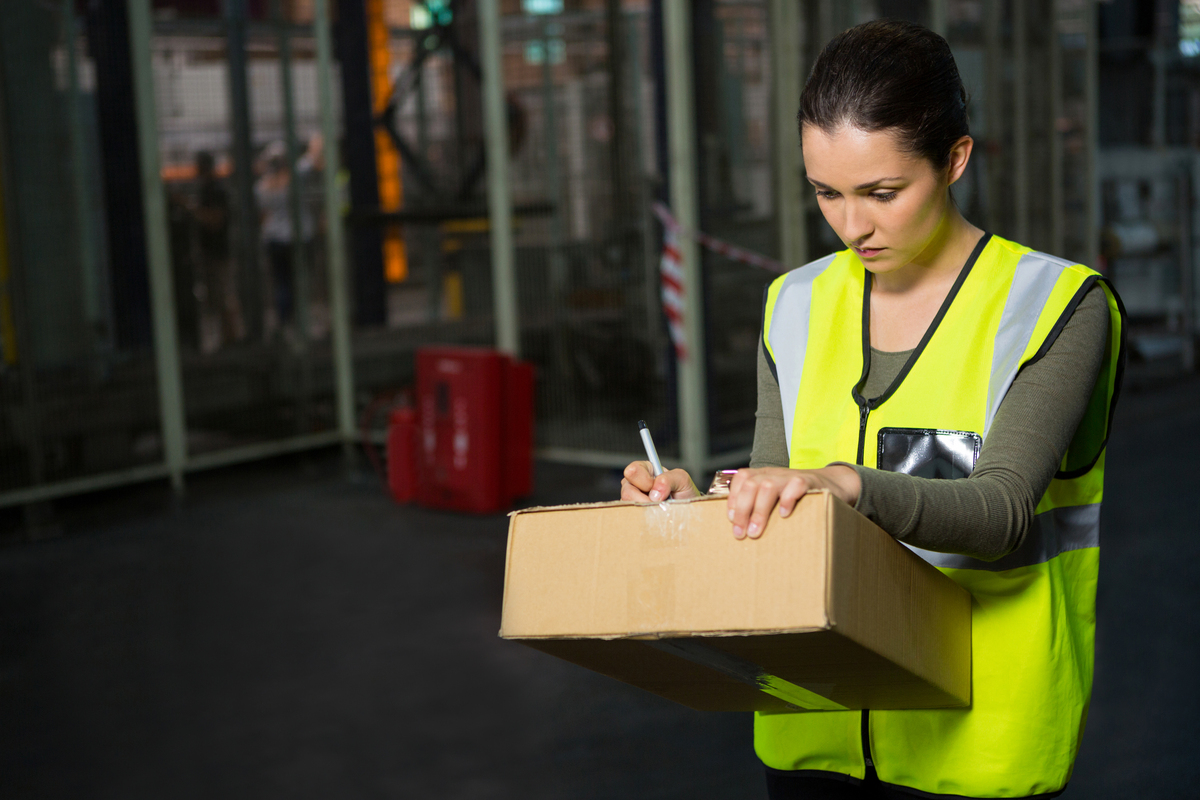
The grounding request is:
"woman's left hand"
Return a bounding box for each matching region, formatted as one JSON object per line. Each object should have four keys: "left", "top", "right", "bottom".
{"left": 726, "top": 466, "right": 861, "bottom": 540}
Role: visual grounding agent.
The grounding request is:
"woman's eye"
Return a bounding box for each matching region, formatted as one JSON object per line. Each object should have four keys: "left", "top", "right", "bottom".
{"left": 872, "top": 191, "right": 898, "bottom": 202}
{"left": 815, "top": 189, "right": 839, "bottom": 200}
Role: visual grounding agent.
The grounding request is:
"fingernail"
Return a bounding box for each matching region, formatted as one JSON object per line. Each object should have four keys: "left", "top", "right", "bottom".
{"left": 779, "top": 507, "right": 790, "bottom": 518}
{"left": 649, "top": 490, "right": 663, "bottom": 502}
{"left": 747, "top": 522, "right": 760, "bottom": 537}
{"left": 727, "top": 509, "right": 735, "bottom": 521}
{"left": 732, "top": 526, "right": 744, "bottom": 539}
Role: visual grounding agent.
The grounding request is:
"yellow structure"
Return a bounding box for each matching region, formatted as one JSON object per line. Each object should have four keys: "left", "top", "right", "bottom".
{"left": 366, "top": 0, "right": 408, "bottom": 283}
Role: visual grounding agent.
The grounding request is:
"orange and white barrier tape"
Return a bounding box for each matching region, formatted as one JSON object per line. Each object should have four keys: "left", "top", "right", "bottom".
{"left": 654, "top": 202, "right": 788, "bottom": 361}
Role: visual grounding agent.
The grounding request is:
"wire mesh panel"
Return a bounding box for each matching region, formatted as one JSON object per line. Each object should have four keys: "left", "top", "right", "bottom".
{"left": 502, "top": 2, "right": 670, "bottom": 460}
{"left": 694, "top": 0, "right": 777, "bottom": 458}
{"left": 343, "top": 1, "right": 665, "bottom": 460}
{"left": 346, "top": 0, "right": 503, "bottom": 436}
{"left": 0, "top": 0, "right": 1110, "bottom": 506}
{"left": 0, "top": 1, "right": 166, "bottom": 495}
{"left": 151, "top": 5, "right": 340, "bottom": 460}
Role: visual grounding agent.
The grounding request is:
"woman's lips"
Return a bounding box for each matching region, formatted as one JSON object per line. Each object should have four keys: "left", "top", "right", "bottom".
{"left": 852, "top": 245, "right": 885, "bottom": 258}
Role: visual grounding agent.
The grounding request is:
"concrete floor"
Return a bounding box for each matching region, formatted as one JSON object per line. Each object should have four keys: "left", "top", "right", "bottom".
{"left": 1, "top": 369, "right": 1198, "bottom": 798}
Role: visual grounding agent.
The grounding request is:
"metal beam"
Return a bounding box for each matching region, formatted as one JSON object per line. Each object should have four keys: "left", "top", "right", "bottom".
{"left": 770, "top": 0, "right": 806, "bottom": 270}
{"left": 984, "top": 0, "right": 1002, "bottom": 235}
{"left": 479, "top": 0, "right": 519, "bottom": 356}
{"left": 929, "top": 0, "right": 947, "bottom": 38}
{"left": 129, "top": 0, "right": 188, "bottom": 493}
{"left": 223, "top": 0, "right": 263, "bottom": 340}
{"left": 663, "top": 0, "right": 709, "bottom": 478}
{"left": 314, "top": 0, "right": 356, "bottom": 445}
{"left": 1050, "top": 0, "right": 1064, "bottom": 256}
{"left": 0, "top": 463, "right": 171, "bottom": 510}
{"left": 1085, "top": 0, "right": 1100, "bottom": 270}
{"left": 1179, "top": 170, "right": 1195, "bottom": 372}
{"left": 0, "top": 430, "right": 343, "bottom": 510}
{"left": 184, "top": 431, "right": 343, "bottom": 472}
{"left": 1013, "top": 0, "right": 1029, "bottom": 244}
{"left": 541, "top": 15, "right": 572, "bottom": 381}
{"left": 63, "top": 0, "right": 103, "bottom": 344}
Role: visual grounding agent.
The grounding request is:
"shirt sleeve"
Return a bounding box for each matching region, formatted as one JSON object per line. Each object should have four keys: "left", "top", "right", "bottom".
{"left": 851, "top": 284, "right": 1111, "bottom": 560}
{"left": 749, "top": 336, "right": 790, "bottom": 469}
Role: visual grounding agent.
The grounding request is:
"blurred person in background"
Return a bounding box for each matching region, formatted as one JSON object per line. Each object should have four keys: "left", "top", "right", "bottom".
{"left": 167, "top": 182, "right": 199, "bottom": 351}
{"left": 193, "top": 150, "right": 244, "bottom": 351}
{"left": 255, "top": 135, "right": 322, "bottom": 343}
{"left": 622, "top": 19, "right": 1124, "bottom": 800}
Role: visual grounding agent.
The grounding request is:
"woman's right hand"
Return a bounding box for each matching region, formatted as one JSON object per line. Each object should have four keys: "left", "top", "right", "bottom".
{"left": 620, "top": 461, "right": 702, "bottom": 503}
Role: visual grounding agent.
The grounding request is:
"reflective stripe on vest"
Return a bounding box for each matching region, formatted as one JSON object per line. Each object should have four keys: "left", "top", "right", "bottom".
{"left": 755, "top": 234, "right": 1124, "bottom": 798}
{"left": 767, "top": 249, "right": 1081, "bottom": 447}
{"left": 985, "top": 251, "right": 1077, "bottom": 435}
{"left": 905, "top": 503, "right": 1100, "bottom": 571}
{"left": 763, "top": 253, "right": 837, "bottom": 454}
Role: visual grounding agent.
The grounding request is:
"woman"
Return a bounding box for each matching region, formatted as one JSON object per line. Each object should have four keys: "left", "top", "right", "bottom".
{"left": 622, "top": 20, "right": 1124, "bottom": 800}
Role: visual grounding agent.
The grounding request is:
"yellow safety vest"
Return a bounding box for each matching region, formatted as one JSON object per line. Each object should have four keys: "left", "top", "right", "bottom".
{"left": 756, "top": 234, "right": 1125, "bottom": 798}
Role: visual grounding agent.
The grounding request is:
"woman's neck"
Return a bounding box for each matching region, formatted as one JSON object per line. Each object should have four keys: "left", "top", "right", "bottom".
{"left": 872, "top": 205, "right": 983, "bottom": 297}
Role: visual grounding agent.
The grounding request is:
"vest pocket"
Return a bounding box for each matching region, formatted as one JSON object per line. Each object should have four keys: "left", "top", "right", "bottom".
{"left": 876, "top": 428, "right": 982, "bottom": 479}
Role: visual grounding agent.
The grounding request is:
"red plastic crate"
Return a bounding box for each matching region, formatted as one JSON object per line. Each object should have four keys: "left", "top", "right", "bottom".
{"left": 409, "top": 347, "right": 534, "bottom": 513}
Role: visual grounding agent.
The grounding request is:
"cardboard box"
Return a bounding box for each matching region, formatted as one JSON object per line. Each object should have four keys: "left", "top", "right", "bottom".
{"left": 500, "top": 491, "right": 971, "bottom": 713}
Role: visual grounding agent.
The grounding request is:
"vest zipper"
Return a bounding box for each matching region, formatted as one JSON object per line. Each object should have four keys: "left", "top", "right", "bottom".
{"left": 861, "top": 706, "right": 874, "bottom": 772}
{"left": 856, "top": 401, "right": 870, "bottom": 467}
{"left": 854, "top": 399, "right": 874, "bottom": 775}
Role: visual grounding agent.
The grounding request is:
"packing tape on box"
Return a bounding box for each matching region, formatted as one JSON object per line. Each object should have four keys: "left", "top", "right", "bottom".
{"left": 646, "top": 638, "right": 848, "bottom": 712}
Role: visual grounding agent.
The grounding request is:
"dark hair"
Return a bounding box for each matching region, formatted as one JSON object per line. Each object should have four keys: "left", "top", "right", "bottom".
{"left": 798, "top": 19, "right": 968, "bottom": 169}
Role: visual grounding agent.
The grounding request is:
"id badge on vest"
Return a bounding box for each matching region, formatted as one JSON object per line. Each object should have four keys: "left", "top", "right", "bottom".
{"left": 876, "top": 428, "right": 982, "bottom": 479}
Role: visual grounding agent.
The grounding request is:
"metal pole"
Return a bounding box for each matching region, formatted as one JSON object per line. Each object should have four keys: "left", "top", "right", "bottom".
{"left": 1193, "top": 155, "right": 1200, "bottom": 366}
{"left": 275, "top": 1, "right": 308, "bottom": 343}
{"left": 663, "top": 0, "right": 709, "bottom": 477}
{"left": 223, "top": 0, "right": 262, "bottom": 342}
{"left": 542, "top": 17, "right": 571, "bottom": 379}
{"left": 1050, "top": 0, "right": 1064, "bottom": 256}
{"left": 314, "top": 0, "right": 356, "bottom": 445}
{"left": 770, "top": 0, "right": 806, "bottom": 270}
{"left": 479, "top": 0, "right": 519, "bottom": 357}
{"left": 414, "top": 25, "right": 439, "bottom": 325}
{"left": 1085, "top": 0, "right": 1100, "bottom": 270}
{"left": 984, "top": 0, "right": 1002, "bottom": 235}
{"left": 0, "top": 57, "right": 48, "bottom": 491}
{"left": 929, "top": 0, "right": 948, "bottom": 38}
{"left": 1152, "top": 3, "right": 1168, "bottom": 150}
{"left": 1013, "top": 0, "right": 1029, "bottom": 244}
{"left": 63, "top": 1, "right": 103, "bottom": 347}
{"left": 1179, "top": 170, "right": 1195, "bottom": 371}
{"left": 629, "top": 17, "right": 662, "bottom": 354}
{"left": 128, "top": 0, "right": 187, "bottom": 493}
{"left": 606, "top": 0, "right": 628, "bottom": 236}
{"left": 274, "top": 0, "right": 313, "bottom": 433}
{"left": 817, "top": 0, "right": 834, "bottom": 50}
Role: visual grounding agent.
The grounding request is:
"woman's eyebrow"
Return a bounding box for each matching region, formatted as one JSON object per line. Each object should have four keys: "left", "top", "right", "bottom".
{"left": 806, "top": 176, "right": 904, "bottom": 190}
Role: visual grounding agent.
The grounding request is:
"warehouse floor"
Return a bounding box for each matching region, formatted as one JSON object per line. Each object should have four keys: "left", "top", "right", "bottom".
{"left": 1, "top": 368, "right": 1198, "bottom": 799}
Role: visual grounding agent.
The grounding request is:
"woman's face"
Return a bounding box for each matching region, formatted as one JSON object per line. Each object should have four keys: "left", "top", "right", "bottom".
{"left": 801, "top": 124, "right": 964, "bottom": 275}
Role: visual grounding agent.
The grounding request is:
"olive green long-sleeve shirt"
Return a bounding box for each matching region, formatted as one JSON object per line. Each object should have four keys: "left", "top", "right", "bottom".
{"left": 749, "top": 285, "right": 1110, "bottom": 561}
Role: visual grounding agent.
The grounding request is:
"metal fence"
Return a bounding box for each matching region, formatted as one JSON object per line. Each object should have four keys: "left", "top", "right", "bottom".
{"left": 0, "top": 0, "right": 1106, "bottom": 511}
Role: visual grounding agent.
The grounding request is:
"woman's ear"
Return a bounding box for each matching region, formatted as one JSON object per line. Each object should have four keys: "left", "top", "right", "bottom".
{"left": 945, "top": 135, "right": 974, "bottom": 186}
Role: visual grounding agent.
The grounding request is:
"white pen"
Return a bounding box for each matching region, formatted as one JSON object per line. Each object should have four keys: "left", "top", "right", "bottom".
{"left": 638, "top": 420, "right": 664, "bottom": 477}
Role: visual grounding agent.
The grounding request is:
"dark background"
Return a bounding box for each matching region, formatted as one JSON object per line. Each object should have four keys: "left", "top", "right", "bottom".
{"left": 1, "top": 369, "right": 1196, "bottom": 798}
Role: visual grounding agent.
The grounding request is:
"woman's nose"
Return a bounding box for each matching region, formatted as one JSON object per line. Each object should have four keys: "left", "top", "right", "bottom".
{"left": 842, "top": 200, "right": 873, "bottom": 243}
